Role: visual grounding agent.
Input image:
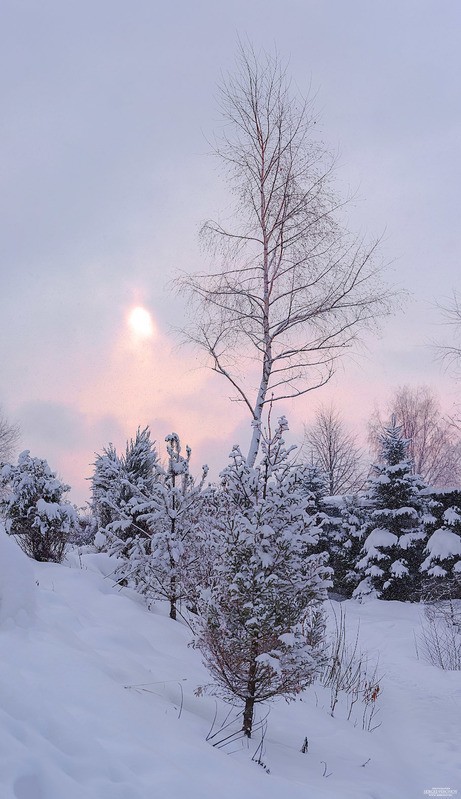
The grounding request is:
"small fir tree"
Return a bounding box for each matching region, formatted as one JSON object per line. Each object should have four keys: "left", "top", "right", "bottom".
{"left": 106, "top": 433, "right": 208, "bottom": 620}
{"left": 301, "top": 463, "right": 328, "bottom": 508}
{"left": 300, "top": 463, "right": 365, "bottom": 598}
{"left": 196, "top": 417, "right": 330, "bottom": 738}
{"left": 327, "top": 496, "right": 368, "bottom": 598}
{"left": 120, "top": 426, "right": 159, "bottom": 541}
{"left": 91, "top": 427, "right": 159, "bottom": 550}
{"left": 0, "top": 450, "right": 76, "bottom": 562}
{"left": 355, "top": 416, "right": 428, "bottom": 601}
{"left": 123, "top": 426, "right": 158, "bottom": 498}
{"left": 91, "top": 442, "right": 124, "bottom": 535}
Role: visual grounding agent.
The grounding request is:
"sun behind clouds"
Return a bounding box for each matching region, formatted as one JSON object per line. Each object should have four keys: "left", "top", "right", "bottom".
{"left": 127, "top": 306, "right": 156, "bottom": 340}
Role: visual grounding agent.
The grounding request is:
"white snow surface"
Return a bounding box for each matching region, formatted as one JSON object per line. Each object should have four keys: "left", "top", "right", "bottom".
{"left": 0, "top": 526, "right": 36, "bottom": 626}
{"left": 0, "top": 544, "right": 460, "bottom": 798}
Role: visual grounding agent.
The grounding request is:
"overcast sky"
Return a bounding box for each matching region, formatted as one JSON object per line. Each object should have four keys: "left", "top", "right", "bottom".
{"left": 1, "top": 0, "right": 460, "bottom": 504}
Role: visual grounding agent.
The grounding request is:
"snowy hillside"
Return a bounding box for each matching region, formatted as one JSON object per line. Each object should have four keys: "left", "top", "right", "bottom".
{"left": 1, "top": 531, "right": 460, "bottom": 799}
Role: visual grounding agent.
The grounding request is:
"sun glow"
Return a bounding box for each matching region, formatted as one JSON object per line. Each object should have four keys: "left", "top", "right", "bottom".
{"left": 127, "top": 306, "right": 155, "bottom": 339}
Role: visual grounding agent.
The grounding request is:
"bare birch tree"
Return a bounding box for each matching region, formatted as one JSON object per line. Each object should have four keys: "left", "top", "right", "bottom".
{"left": 304, "top": 404, "right": 367, "bottom": 495}
{"left": 436, "top": 290, "right": 461, "bottom": 377}
{"left": 178, "top": 45, "right": 393, "bottom": 465}
{"left": 368, "top": 385, "right": 461, "bottom": 487}
{"left": 435, "top": 291, "right": 461, "bottom": 434}
{"left": 0, "top": 407, "right": 19, "bottom": 462}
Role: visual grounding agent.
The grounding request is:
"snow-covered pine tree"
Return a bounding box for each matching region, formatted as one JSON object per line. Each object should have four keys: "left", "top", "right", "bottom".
{"left": 91, "top": 427, "right": 159, "bottom": 550}
{"left": 91, "top": 442, "right": 124, "bottom": 536}
{"left": 0, "top": 450, "right": 77, "bottom": 562}
{"left": 139, "top": 433, "right": 208, "bottom": 620}
{"left": 107, "top": 432, "right": 208, "bottom": 620}
{"left": 299, "top": 463, "right": 345, "bottom": 596}
{"left": 299, "top": 463, "right": 365, "bottom": 598}
{"left": 301, "top": 462, "right": 327, "bottom": 508}
{"left": 355, "top": 416, "right": 427, "bottom": 601}
{"left": 328, "top": 495, "right": 368, "bottom": 598}
{"left": 124, "top": 426, "right": 158, "bottom": 498}
{"left": 196, "top": 417, "right": 330, "bottom": 738}
{"left": 421, "top": 489, "right": 461, "bottom": 599}
{"left": 120, "top": 426, "right": 159, "bottom": 541}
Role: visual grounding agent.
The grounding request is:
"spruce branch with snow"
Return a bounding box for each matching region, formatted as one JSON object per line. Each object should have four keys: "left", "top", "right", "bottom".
{"left": 297, "top": 463, "right": 366, "bottom": 598}
{"left": 420, "top": 490, "right": 461, "bottom": 599}
{"left": 91, "top": 442, "right": 127, "bottom": 539}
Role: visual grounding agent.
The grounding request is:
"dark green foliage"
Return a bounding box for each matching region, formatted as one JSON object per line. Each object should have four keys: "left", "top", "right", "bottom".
{"left": 328, "top": 497, "right": 368, "bottom": 598}
{"left": 103, "top": 431, "right": 208, "bottom": 621}
{"left": 300, "top": 464, "right": 365, "bottom": 598}
{"left": 420, "top": 489, "right": 461, "bottom": 600}
{"left": 91, "top": 427, "right": 159, "bottom": 545}
{"left": 197, "top": 418, "right": 330, "bottom": 738}
{"left": 356, "top": 417, "right": 428, "bottom": 601}
{"left": 91, "top": 442, "right": 122, "bottom": 532}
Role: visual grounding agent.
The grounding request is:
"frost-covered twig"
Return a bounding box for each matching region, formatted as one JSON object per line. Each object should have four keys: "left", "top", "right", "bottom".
{"left": 320, "top": 605, "right": 382, "bottom": 731}
{"left": 417, "top": 599, "right": 461, "bottom": 670}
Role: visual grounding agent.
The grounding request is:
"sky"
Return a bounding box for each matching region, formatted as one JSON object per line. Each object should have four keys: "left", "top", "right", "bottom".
{"left": 1, "top": 0, "right": 461, "bottom": 505}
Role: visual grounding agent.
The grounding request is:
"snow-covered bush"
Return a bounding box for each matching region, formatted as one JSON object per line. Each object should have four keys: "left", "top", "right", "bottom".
{"left": 67, "top": 506, "right": 98, "bottom": 546}
{"left": 0, "top": 450, "right": 76, "bottom": 562}
{"left": 196, "top": 417, "right": 330, "bottom": 738}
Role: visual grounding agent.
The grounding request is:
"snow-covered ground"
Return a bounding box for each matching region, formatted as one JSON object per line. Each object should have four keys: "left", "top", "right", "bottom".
{"left": 0, "top": 530, "right": 460, "bottom": 799}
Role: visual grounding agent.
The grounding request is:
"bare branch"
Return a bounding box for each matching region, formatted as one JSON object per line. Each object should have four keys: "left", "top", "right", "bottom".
{"left": 0, "top": 408, "right": 20, "bottom": 463}
{"left": 175, "top": 44, "right": 395, "bottom": 464}
{"left": 368, "top": 385, "right": 461, "bottom": 488}
{"left": 304, "top": 404, "right": 368, "bottom": 494}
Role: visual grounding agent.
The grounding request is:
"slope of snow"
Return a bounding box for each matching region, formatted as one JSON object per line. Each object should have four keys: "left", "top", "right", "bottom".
{"left": 0, "top": 540, "right": 460, "bottom": 798}
{"left": 0, "top": 527, "right": 35, "bottom": 626}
